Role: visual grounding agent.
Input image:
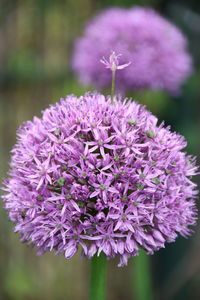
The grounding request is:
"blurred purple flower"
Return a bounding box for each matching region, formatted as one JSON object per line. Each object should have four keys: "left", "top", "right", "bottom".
{"left": 72, "top": 6, "right": 192, "bottom": 94}
{"left": 2, "top": 93, "right": 198, "bottom": 266}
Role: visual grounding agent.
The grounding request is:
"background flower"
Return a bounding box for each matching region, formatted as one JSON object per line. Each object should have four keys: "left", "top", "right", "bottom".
{"left": 3, "top": 93, "right": 198, "bottom": 266}
{"left": 72, "top": 6, "right": 192, "bottom": 94}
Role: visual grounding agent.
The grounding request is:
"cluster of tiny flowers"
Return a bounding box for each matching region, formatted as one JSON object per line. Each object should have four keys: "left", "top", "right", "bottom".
{"left": 3, "top": 93, "right": 198, "bottom": 266}
{"left": 72, "top": 6, "right": 192, "bottom": 94}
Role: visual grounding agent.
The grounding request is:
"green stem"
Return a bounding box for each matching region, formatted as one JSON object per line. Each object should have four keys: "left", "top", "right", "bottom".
{"left": 133, "top": 249, "right": 154, "bottom": 300}
{"left": 111, "top": 70, "right": 116, "bottom": 104}
{"left": 89, "top": 254, "right": 107, "bottom": 300}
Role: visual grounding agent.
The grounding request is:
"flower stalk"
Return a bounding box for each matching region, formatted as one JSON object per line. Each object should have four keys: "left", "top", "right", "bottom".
{"left": 133, "top": 249, "right": 153, "bottom": 300}
{"left": 89, "top": 254, "right": 107, "bottom": 300}
{"left": 100, "top": 51, "right": 131, "bottom": 104}
{"left": 111, "top": 69, "right": 115, "bottom": 104}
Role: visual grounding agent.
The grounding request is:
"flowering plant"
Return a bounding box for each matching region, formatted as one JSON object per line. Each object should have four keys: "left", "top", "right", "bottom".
{"left": 2, "top": 54, "right": 198, "bottom": 268}
{"left": 2, "top": 33, "right": 198, "bottom": 299}
{"left": 72, "top": 6, "right": 192, "bottom": 94}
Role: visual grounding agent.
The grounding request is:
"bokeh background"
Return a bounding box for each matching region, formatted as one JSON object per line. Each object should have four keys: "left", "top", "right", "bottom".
{"left": 0, "top": 0, "right": 200, "bottom": 299}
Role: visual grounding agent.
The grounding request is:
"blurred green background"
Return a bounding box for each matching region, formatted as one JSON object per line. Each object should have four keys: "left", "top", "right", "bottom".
{"left": 0, "top": 0, "right": 200, "bottom": 299}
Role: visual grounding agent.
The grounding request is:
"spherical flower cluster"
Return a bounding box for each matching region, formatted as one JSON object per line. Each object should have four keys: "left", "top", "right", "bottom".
{"left": 72, "top": 6, "right": 192, "bottom": 94}
{"left": 3, "top": 93, "right": 198, "bottom": 266}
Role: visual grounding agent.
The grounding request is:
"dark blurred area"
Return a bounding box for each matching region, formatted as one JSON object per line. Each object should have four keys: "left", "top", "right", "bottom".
{"left": 0, "top": 0, "right": 200, "bottom": 299}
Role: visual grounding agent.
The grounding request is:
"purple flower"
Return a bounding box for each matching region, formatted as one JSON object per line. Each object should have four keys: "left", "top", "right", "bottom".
{"left": 100, "top": 51, "right": 131, "bottom": 72}
{"left": 2, "top": 93, "right": 198, "bottom": 266}
{"left": 72, "top": 6, "right": 192, "bottom": 94}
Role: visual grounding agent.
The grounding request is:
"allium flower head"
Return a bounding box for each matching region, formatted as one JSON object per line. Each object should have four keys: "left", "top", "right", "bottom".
{"left": 72, "top": 6, "right": 192, "bottom": 94}
{"left": 2, "top": 93, "right": 198, "bottom": 266}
